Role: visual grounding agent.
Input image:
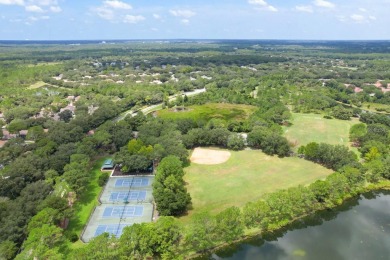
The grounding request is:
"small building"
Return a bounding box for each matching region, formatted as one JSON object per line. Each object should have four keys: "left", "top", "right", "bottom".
{"left": 19, "top": 130, "right": 28, "bottom": 139}
{"left": 0, "top": 140, "right": 7, "bottom": 148}
{"left": 2, "top": 129, "right": 17, "bottom": 140}
{"left": 101, "top": 159, "right": 115, "bottom": 171}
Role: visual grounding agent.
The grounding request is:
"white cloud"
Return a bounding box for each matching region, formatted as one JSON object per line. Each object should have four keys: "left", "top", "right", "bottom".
{"left": 350, "top": 14, "right": 365, "bottom": 23}
{"left": 0, "top": 0, "right": 24, "bottom": 5}
{"left": 25, "top": 5, "right": 44, "bottom": 12}
{"left": 0, "top": 0, "right": 63, "bottom": 14}
{"left": 9, "top": 18, "right": 23, "bottom": 22}
{"left": 341, "top": 14, "right": 377, "bottom": 24}
{"left": 337, "top": 15, "right": 347, "bottom": 22}
{"left": 169, "top": 9, "right": 196, "bottom": 18}
{"left": 181, "top": 19, "right": 189, "bottom": 25}
{"left": 123, "top": 14, "right": 145, "bottom": 23}
{"left": 359, "top": 8, "right": 367, "bottom": 12}
{"left": 248, "top": 0, "right": 278, "bottom": 12}
{"left": 267, "top": 6, "right": 277, "bottom": 12}
{"left": 50, "top": 6, "right": 61, "bottom": 12}
{"left": 28, "top": 15, "right": 49, "bottom": 21}
{"left": 95, "top": 7, "right": 115, "bottom": 20}
{"left": 313, "top": 0, "right": 335, "bottom": 9}
{"left": 104, "top": 0, "right": 132, "bottom": 10}
{"left": 295, "top": 5, "right": 313, "bottom": 13}
{"left": 248, "top": 0, "right": 267, "bottom": 6}
{"left": 93, "top": 1, "right": 144, "bottom": 23}
{"left": 29, "top": 0, "right": 57, "bottom": 6}
{"left": 153, "top": 14, "right": 161, "bottom": 19}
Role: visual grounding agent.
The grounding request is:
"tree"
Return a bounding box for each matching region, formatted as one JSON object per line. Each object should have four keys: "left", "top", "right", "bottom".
{"left": 62, "top": 157, "right": 90, "bottom": 196}
{"left": 242, "top": 200, "right": 270, "bottom": 229}
{"left": 209, "top": 128, "right": 231, "bottom": 147}
{"left": 300, "top": 142, "right": 357, "bottom": 170}
{"left": 153, "top": 217, "right": 182, "bottom": 259}
{"left": 111, "top": 122, "right": 133, "bottom": 149}
{"left": 127, "top": 139, "right": 144, "bottom": 155}
{"left": 7, "top": 119, "right": 28, "bottom": 134}
{"left": 123, "top": 155, "right": 151, "bottom": 173}
{"left": 300, "top": 142, "right": 319, "bottom": 160}
{"left": 349, "top": 123, "right": 367, "bottom": 143}
{"left": 215, "top": 207, "right": 244, "bottom": 243}
{"left": 227, "top": 134, "right": 245, "bottom": 151}
{"left": 93, "top": 130, "right": 112, "bottom": 149}
{"left": 327, "top": 173, "right": 349, "bottom": 204}
{"left": 155, "top": 155, "right": 184, "bottom": 180}
{"left": 331, "top": 106, "right": 353, "bottom": 120}
{"left": 98, "top": 173, "right": 109, "bottom": 186}
{"left": 309, "top": 180, "right": 331, "bottom": 203}
{"left": 27, "top": 208, "right": 59, "bottom": 232}
{"left": 153, "top": 175, "right": 191, "bottom": 216}
{"left": 364, "top": 147, "right": 381, "bottom": 162}
{"left": 0, "top": 240, "right": 18, "bottom": 260}
{"left": 58, "top": 109, "right": 73, "bottom": 123}
{"left": 73, "top": 233, "right": 119, "bottom": 260}
{"left": 44, "top": 169, "right": 59, "bottom": 185}
{"left": 153, "top": 156, "right": 191, "bottom": 216}
{"left": 26, "top": 125, "right": 45, "bottom": 141}
{"left": 119, "top": 223, "right": 156, "bottom": 258}
{"left": 16, "top": 224, "right": 64, "bottom": 260}
{"left": 184, "top": 212, "right": 217, "bottom": 252}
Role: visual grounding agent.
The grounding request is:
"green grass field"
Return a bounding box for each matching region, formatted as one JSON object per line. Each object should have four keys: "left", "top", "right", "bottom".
{"left": 157, "top": 103, "right": 257, "bottom": 122}
{"left": 182, "top": 149, "right": 332, "bottom": 220}
{"left": 362, "top": 102, "right": 390, "bottom": 114}
{"left": 67, "top": 157, "right": 109, "bottom": 249}
{"left": 28, "top": 81, "right": 47, "bottom": 89}
{"left": 284, "top": 113, "right": 359, "bottom": 150}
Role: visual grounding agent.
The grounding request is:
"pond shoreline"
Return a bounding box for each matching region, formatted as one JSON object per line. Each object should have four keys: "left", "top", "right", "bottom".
{"left": 187, "top": 181, "right": 390, "bottom": 259}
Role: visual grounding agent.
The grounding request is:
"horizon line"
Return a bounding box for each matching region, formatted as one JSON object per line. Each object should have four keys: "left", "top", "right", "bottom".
{"left": 1, "top": 38, "right": 390, "bottom": 42}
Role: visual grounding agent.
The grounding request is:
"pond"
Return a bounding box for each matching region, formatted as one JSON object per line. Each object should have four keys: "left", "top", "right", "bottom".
{"left": 207, "top": 191, "right": 390, "bottom": 260}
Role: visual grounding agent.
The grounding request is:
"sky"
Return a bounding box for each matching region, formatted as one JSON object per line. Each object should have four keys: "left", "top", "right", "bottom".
{"left": 0, "top": 0, "right": 390, "bottom": 40}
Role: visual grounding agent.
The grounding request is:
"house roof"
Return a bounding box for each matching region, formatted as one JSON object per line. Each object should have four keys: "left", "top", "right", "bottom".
{"left": 104, "top": 159, "right": 113, "bottom": 165}
{"left": 101, "top": 159, "right": 114, "bottom": 169}
{"left": 19, "top": 130, "right": 28, "bottom": 136}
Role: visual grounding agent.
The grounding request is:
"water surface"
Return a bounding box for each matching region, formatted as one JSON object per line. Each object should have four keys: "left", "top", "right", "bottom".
{"left": 210, "top": 191, "right": 390, "bottom": 260}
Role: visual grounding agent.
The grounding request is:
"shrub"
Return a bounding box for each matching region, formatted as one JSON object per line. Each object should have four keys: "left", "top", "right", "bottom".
{"left": 98, "top": 173, "right": 109, "bottom": 187}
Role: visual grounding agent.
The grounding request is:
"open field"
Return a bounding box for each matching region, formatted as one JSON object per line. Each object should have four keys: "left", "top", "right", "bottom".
{"left": 362, "top": 102, "right": 390, "bottom": 114}
{"left": 28, "top": 81, "right": 47, "bottom": 89}
{"left": 157, "top": 103, "right": 257, "bottom": 122}
{"left": 182, "top": 148, "right": 332, "bottom": 219}
{"left": 284, "top": 113, "right": 359, "bottom": 150}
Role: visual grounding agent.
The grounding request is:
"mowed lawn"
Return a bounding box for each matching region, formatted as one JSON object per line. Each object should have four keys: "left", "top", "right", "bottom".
{"left": 157, "top": 103, "right": 256, "bottom": 122}
{"left": 183, "top": 149, "right": 332, "bottom": 219}
{"left": 67, "top": 157, "right": 110, "bottom": 249}
{"left": 284, "top": 113, "right": 360, "bottom": 150}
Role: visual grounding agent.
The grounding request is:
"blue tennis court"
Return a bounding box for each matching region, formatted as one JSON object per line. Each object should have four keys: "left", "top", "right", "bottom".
{"left": 115, "top": 177, "right": 149, "bottom": 187}
{"left": 102, "top": 206, "right": 144, "bottom": 218}
{"left": 109, "top": 191, "right": 147, "bottom": 202}
{"left": 94, "top": 224, "right": 131, "bottom": 237}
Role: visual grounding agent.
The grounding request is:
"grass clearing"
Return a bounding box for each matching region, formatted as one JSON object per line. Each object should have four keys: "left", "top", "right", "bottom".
{"left": 67, "top": 157, "right": 109, "bottom": 249}
{"left": 284, "top": 113, "right": 359, "bottom": 150}
{"left": 157, "top": 103, "right": 257, "bottom": 122}
{"left": 362, "top": 102, "right": 390, "bottom": 114}
{"left": 181, "top": 149, "right": 332, "bottom": 221}
{"left": 28, "top": 81, "right": 47, "bottom": 89}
